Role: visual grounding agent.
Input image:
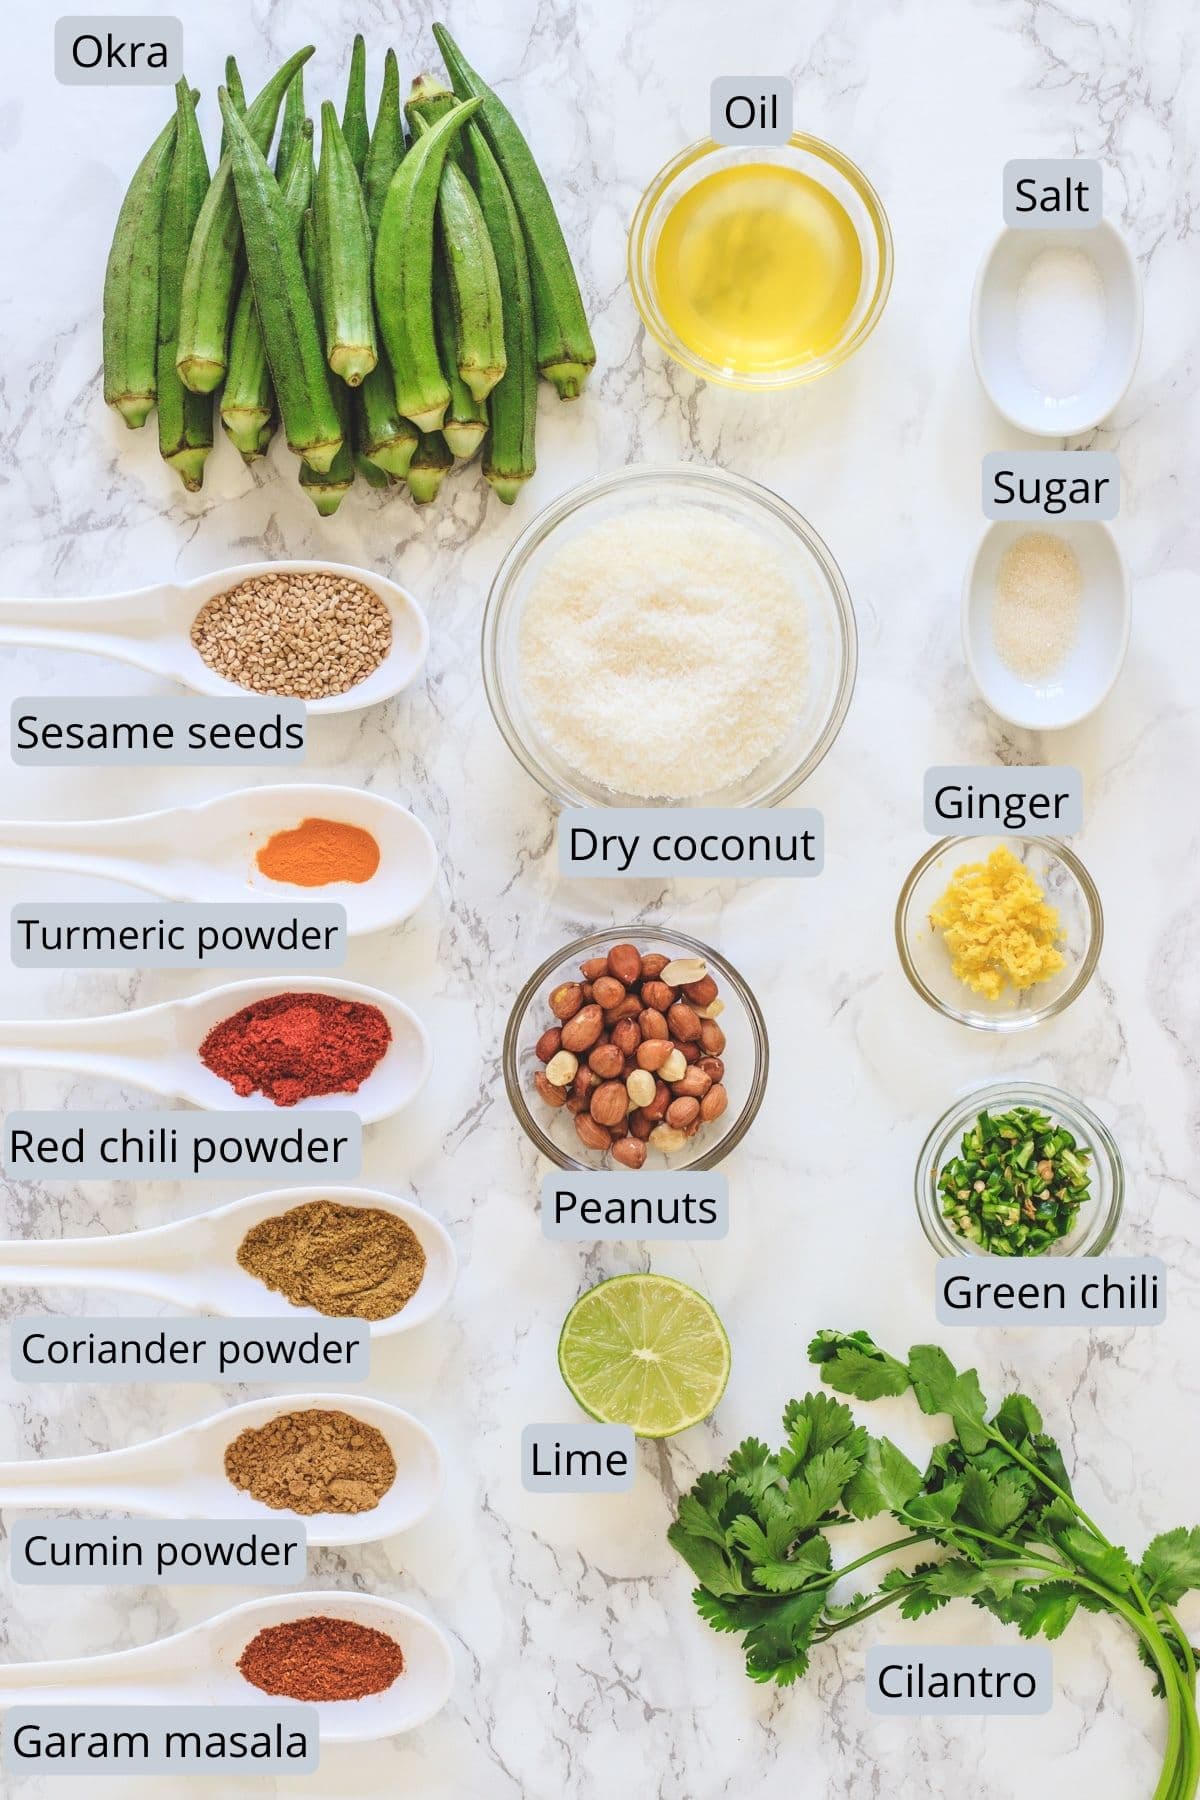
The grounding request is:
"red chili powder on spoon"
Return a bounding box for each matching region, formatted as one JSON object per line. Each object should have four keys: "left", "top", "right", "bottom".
{"left": 199, "top": 992, "right": 391, "bottom": 1107}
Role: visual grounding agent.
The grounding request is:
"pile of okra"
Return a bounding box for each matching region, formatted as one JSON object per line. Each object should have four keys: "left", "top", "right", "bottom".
{"left": 103, "top": 26, "right": 595, "bottom": 512}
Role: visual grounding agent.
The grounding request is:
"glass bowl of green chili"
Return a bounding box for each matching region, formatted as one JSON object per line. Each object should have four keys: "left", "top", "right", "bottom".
{"left": 915, "top": 1080, "right": 1123, "bottom": 1258}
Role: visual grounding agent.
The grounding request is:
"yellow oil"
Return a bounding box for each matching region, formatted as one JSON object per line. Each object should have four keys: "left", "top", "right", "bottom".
{"left": 653, "top": 163, "right": 863, "bottom": 375}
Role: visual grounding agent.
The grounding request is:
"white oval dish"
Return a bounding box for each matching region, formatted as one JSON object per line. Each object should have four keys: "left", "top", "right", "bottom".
{"left": 962, "top": 519, "right": 1130, "bottom": 729}
{"left": 970, "top": 221, "right": 1142, "bottom": 436}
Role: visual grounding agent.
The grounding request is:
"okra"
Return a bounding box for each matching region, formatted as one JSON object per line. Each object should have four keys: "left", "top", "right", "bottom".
{"left": 219, "top": 57, "right": 246, "bottom": 160}
{"left": 315, "top": 101, "right": 377, "bottom": 386}
{"left": 435, "top": 257, "right": 485, "bottom": 458}
{"left": 221, "top": 121, "right": 314, "bottom": 459}
{"left": 102, "top": 105, "right": 179, "bottom": 428}
{"left": 355, "top": 51, "right": 417, "bottom": 478}
{"left": 177, "top": 45, "right": 314, "bottom": 394}
{"left": 434, "top": 22, "right": 594, "bottom": 398}
{"left": 464, "top": 122, "right": 536, "bottom": 503}
{"left": 157, "top": 80, "right": 212, "bottom": 489}
{"left": 408, "top": 79, "right": 506, "bottom": 404}
{"left": 219, "top": 90, "right": 343, "bottom": 472}
{"left": 341, "top": 34, "right": 369, "bottom": 176}
{"left": 406, "top": 430, "right": 453, "bottom": 504}
{"left": 275, "top": 59, "right": 306, "bottom": 175}
{"left": 356, "top": 447, "right": 392, "bottom": 488}
{"left": 374, "top": 97, "right": 482, "bottom": 432}
{"left": 298, "top": 207, "right": 355, "bottom": 514}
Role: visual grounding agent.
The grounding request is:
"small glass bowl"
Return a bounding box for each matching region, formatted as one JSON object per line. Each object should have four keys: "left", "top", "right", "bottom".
{"left": 895, "top": 836, "right": 1103, "bottom": 1032}
{"left": 481, "top": 465, "right": 857, "bottom": 810}
{"left": 628, "top": 134, "right": 893, "bottom": 390}
{"left": 504, "top": 927, "right": 768, "bottom": 1172}
{"left": 915, "top": 1080, "right": 1124, "bottom": 1258}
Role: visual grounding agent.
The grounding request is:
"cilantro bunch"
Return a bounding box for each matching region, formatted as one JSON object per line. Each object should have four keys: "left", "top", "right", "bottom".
{"left": 668, "top": 1330, "right": 1200, "bottom": 1800}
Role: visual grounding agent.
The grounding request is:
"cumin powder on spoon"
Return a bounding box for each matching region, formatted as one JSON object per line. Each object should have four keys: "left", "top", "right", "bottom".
{"left": 237, "top": 1199, "right": 426, "bottom": 1321}
{"left": 224, "top": 1408, "right": 396, "bottom": 1516}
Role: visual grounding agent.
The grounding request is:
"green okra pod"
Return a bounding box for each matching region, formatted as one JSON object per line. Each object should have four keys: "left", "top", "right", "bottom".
{"left": 406, "top": 429, "right": 453, "bottom": 504}
{"left": 102, "top": 104, "right": 180, "bottom": 427}
{"left": 341, "top": 33, "right": 369, "bottom": 176}
{"left": 299, "top": 207, "right": 356, "bottom": 514}
{"left": 157, "top": 80, "right": 213, "bottom": 489}
{"left": 355, "top": 49, "right": 417, "bottom": 477}
{"left": 275, "top": 59, "right": 306, "bottom": 176}
{"left": 315, "top": 101, "right": 378, "bottom": 386}
{"left": 464, "top": 121, "right": 537, "bottom": 503}
{"left": 177, "top": 45, "right": 314, "bottom": 394}
{"left": 219, "top": 56, "right": 246, "bottom": 157}
{"left": 219, "top": 89, "right": 343, "bottom": 472}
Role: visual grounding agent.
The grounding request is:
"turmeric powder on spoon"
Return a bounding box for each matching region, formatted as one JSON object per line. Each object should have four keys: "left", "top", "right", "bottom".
{"left": 255, "top": 817, "right": 380, "bottom": 887}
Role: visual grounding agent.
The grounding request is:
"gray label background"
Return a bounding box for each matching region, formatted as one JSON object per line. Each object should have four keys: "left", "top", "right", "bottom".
{"left": 55, "top": 17, "right": 182, "bottom": 84}
{"left": 924, "top": 766, "right": 1082, "bottom": 835}
{"left": 12, "top": 697, "right": 306, "bottom": 765}
{"left": 12, "top": 1317, "right": 369, "bottom": 1383}
{"left": 12, "top": 903, "right": 346, "bottom": 970}
{"left": 560, "top": 808, "right": 822, "bottom": 877}
{"left": 937, "top": 1256, "right": 1166, "bottom": 1325}
{"left": 710, "top": 77, "right": 793, "bottom": 144}
{"left": 3, "top": 1706, "right": 317, "bottom": 1774}
{"left": 1003, "top": 157, "right": 1102, "bottom": 226}
{"left": 522, "top": 1424, "right": 636, "bottom": 1492}
{"left": 12, "top": 1520, "right": 306, "bottom": 1585}
{"left": 3, "top": 1111, "right": 361, "bottom": 1179}
{"left": 541, "top": 1173, "right": 729, "bottom": 1240}
{"left": 982, "top": 451, "right": 1119, "bottom": 519}
{"left": 867, "top": 1646, "right": 1053, "bottom": 1715}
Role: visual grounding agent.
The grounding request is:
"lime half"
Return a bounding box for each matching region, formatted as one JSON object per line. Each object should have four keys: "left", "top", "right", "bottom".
{"left": 557, "top": 1274, "right": 731, "bottom": 1439}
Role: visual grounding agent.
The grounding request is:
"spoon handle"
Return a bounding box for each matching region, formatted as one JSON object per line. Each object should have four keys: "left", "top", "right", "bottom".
{"left": 0, "top": 593, "right": 172, "bottom": 679}
{"left": 0, "top": 815, "right": 170, "bottom": 893}
{"left": 0, "top": 1441, "right": 165, "bottom": 1509}
{"left": 0, "top": 1232, "right": 177, "bottom": 1302}
{"left": 0, "top": 1011, "right": 175, "bottom": 1084}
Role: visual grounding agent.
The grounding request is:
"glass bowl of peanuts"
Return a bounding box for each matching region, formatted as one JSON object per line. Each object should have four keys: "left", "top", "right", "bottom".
{"left": 504, "top": 927, "right": 769, "bottom": 1172}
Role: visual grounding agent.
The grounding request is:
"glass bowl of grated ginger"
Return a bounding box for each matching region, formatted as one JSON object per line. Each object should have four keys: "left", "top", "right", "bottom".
{"left": 895, "top": 836, "right": 1103, "bottom": 1032}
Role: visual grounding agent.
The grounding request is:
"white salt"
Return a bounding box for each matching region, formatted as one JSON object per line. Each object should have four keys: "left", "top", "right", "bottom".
{"left": 1015, "top": 248, "right": 1107, "bottom": 398}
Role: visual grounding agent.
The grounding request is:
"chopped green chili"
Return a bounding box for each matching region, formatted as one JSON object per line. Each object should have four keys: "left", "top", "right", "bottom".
{"left": 937, "top": 1105, "right": 1092, "bottom": 1256}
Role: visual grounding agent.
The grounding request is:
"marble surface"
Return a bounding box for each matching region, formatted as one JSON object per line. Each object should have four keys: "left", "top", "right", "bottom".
{"left": 0, "top": 0, "right": 1198, "bottom": 1795}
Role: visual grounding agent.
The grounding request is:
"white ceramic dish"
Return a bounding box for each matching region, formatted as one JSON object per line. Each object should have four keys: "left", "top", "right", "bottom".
{"left": 962, "top": 519, "right": 1130, "bottom": 728}
{"left": 0, "top": 976, "right": 431, "bottom": 1123}
{"left": 0, "top": 1591, "right": 454, "bottom": 1741}
{"left": 0, "top": 785, "right": 438, "bottom": 937}
{"left": 0, "top": 1184, "right": 455, "bottom": 1338}
{"left": 0, "top": 1392, "right": 443, "bottom": 1548}
{"left": 971, "top": 221, "right": 1142, "bottom": 435}
{"left": 0, "top": 560, "right": 428, "bottom": 716}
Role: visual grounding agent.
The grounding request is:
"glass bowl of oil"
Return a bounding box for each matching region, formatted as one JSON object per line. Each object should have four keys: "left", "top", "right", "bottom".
{"left": 628, "top": 134, "right": 893, "bottom": 390}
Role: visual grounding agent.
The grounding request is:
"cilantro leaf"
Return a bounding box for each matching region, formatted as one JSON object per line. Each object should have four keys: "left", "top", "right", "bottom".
{"left": 783, "top": 1444, "right": 866, "bottom": 1533}
{"left": 994, "top": 1392, "right": 1043, "bottom": 1446}
{"left": 906, "top": 1345, "right": 990, "bottom": 1454}
{"left": 1140, "top": 1528, "right": 1200, "bottom": 1606}
{"left": 845, "top": 1436, "right": 923, "bottom": 1521}
{"left": 726, "top": 1437, "right": 781, "bottom": 1503}
{"left": 666, "top": 1520, "right": 749, "bottom": 1597}
{"left": 781, "top": 1391, "right": 860, "bottom": 1470}
{"left": 880, "top": 1563, "right": 954, "bottom": 1620}
{"left": 959, "top": 1466, "right": 1032, "bottom": 1538}
{"left": 1013, "top": 1582, "right": 1080, "bottom": 1641}
{"left": 809, "top": 1331, "right": 912, "bottom": 1400}
{"left": 691, "top": 1587, "right": 763, "bottom": 1634}
{"left": 743, "top": 1589, "right": 826, "bottom": 1686}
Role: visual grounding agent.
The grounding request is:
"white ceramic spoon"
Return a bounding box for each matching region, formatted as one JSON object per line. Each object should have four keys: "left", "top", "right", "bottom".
{"left": 0, "top": 1185, "right": 455, "bottom": 1339}
{"left": 0, "top": 559, "right": 428, "bottom": 717}
{"left": 0, "top": 785, "right": 438, "bottom": 937}
{"left": 0, "top": 977, "right": 431, "bottom": 1123}
{"left": 0, "top": 1392, "right": 442, "bottom": 1549}
{"left": 0, "top": 1591, "right": 454, "bottom": 1740}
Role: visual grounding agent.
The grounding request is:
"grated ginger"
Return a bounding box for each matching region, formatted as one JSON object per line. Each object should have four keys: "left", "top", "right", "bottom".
{"left": 929, "top": 844, "right": 1065, "bottom": 1001}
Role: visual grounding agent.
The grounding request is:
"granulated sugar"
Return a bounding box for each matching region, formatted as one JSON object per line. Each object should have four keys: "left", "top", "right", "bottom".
{"left": 993, "top": 531, "right": 1081, "bottom": 682}
{"left": 518, "top": 506, "right": 808, "bottom": 799}
{"left": 1016, "top": 248, "right": 1107, "bottom": 398}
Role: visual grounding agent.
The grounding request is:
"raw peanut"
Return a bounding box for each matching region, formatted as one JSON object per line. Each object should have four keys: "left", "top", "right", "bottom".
{"left": 667, "top": 1002, "right": 702, "bottom": 1041}
{"left": 580, "top": 955, "right": 608, "bottom": 980}
{"left": 682, "top": 1119, "right": 701, "bottom": 1138}
{"left": 575, "top": 1111, "right": 612, "bottom": 1152}
{"left": 643, "top": 1079, "right": 671, "bottom": 1122}
{"left": 639, "top": 1008, "right": 669, "bottom": 1041}
{"left": 535, "top": 1026, "right": 562, "bottom": 1062}
{"left": 699, "top": 999, "right": 725, "bottom": 1020}
{"left": 622, "top": 1055, "right": 639, "bottom": 1077}
{"left": 640, "top": 952, "right": 669, "bottom": 978}
{"left": 580, "top": 982, "right": 594, "bottom": 1001}
{"left": 649, "top": 1123, "right": 688, "bottom": 1154}
{"left": 659, "top": 1048, "right": 687, "bottom": 1083}
{"left": 625, "top": 1068, "right": 656, "bottom": 1109}
{"left": 571, "top": 1067, "right": 597, "bottom": 1101}
{"left": 591, "top": 975, "right": 627, "bottom": 1010}
{"left": 561, "top": 1003, "right": 604, "bottom": 1052}
{"left": 677, "top": 1040, "right": 701, "bottom": 1065}
{"left": 699, "top": 1083, "right": 728, "bottom": 1122}
{"left": 544, "top": 1049, "right": 578, "bottom": 1087}
{"left": 641, "top": 979, "right": 674, "bottom": 1013}
{"left": 674, "top": 1068, "right": 712, "bottom": 1099}
{"left": 588, "top": 1043, "right": 624, "bottom": 1079}
{"left": 549, "top": 981, "right": 583, "bottom": 1021}
{"left": 611, "top": 1018, "right": 641, "bottom": 1056}
{"left": 565, "top": 1094, "right": 585, "bottom": 1115}
{"left": 604, "top": 995, "right": 643, "bottom": 1026}
{"left": 629, "top": 1112, "right": 652, "bottom": 1141}
{"left": 683, "top": 974, "right": 719, "bottom": 1007}
{"left": 534, "top": 1072, "right": 567, "bottom": 1108}
{"left": 666, "top": 1095, "right": 700, "bottom": 1128}
{"left": 699, "top": 1019, "right": 727, "bottom": 1055}
{"left": 636, "top": 1039, "right": 673, "bottom": 1072}
{"left": 698, "top": 1056, "right": 725, "bottom": 1082}
{"left": 660, "top": 957, "right": 707, "bottom": 988}
{"left": 590, "top": 1080, "right": 628, "bottom": 1128}
{"left": 612, "top": 1134, "right": 647, "bottom": 1170}
{"left": 607, "top": 943, "right": 643, "bottom": 984}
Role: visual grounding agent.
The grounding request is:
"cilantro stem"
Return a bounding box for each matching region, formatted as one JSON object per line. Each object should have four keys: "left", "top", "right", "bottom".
{"left": 812, "top": 1589, "right": 906, "bottom": 1642}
